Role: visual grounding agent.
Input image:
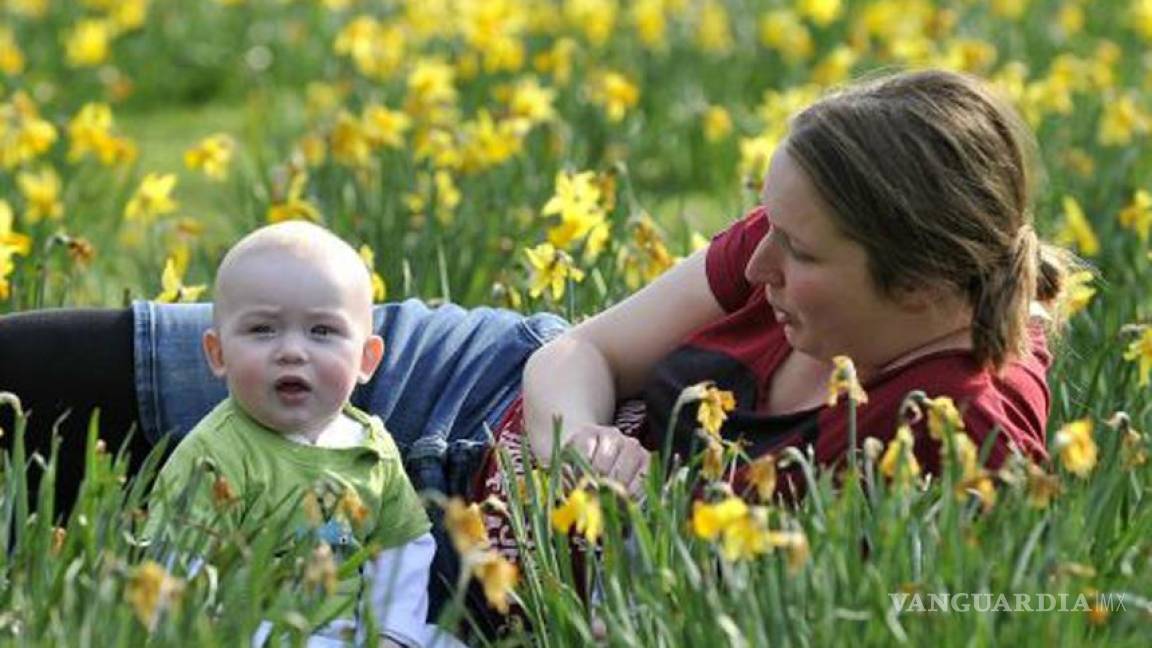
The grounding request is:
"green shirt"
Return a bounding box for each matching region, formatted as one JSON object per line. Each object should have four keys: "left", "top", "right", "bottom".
{"left": 150, "top": 397, "right": 430, "bottom": 619}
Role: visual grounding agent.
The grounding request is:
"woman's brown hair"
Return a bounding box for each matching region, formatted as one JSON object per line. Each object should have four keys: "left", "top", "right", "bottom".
{"left": 785, "top": 69, "right": 1073, "bottom": 370}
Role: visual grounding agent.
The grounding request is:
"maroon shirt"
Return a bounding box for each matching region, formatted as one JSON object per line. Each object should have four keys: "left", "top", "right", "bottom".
{"left": 641, "top": 206, "right": 1050, "bottom": 478}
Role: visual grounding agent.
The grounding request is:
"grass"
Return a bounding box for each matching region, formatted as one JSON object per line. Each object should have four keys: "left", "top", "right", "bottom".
{"left": 3, "top": 0, "right": 1152, "bottom": 644}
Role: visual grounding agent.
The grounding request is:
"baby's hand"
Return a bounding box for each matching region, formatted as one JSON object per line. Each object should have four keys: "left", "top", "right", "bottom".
{"left": 377, "top": 637, "right": 403, "bottom": 648}
{"left": 565, "top": 423, "right": 650, "bottom": 495}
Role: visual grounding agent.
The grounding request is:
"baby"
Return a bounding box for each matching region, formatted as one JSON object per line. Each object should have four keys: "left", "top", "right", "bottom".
{"left": 151, "top": 221, "right": 435, "bottom": 647}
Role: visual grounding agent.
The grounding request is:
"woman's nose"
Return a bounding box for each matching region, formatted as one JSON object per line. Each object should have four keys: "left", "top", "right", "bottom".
{"left": 744, "top": 234, "right": 784, "bottom": 287}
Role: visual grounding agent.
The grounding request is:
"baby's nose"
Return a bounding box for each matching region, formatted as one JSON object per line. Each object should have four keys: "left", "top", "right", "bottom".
{"left": 275, "top": 337, "right": 307, "bottom": 363}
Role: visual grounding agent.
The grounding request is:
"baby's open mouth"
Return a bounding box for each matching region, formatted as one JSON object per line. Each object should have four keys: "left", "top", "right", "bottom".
{"left": 274, "top": 377, "right": 312, "bottom": 394}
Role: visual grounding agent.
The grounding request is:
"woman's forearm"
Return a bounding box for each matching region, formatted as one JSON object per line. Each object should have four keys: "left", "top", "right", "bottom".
{"left": 521, "top": 333, "right": 620, "bottom": 461}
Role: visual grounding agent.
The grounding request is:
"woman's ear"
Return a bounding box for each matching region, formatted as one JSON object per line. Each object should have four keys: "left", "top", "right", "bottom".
{"left": 358, "top": 335, "right": 385, "bottom": 384}
{"left": 202, "top": 329, "right": 228, "bottom": 378}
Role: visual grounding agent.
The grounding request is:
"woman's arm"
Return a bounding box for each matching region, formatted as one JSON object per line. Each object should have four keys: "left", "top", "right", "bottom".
{"left": 522, "top": 249, "right": 726, "bottom": 485}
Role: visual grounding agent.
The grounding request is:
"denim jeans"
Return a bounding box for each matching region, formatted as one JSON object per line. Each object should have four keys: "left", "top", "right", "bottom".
{"left": 132, "top": 299, "right": 569, "bottom": 619}
{"left": 133, "top": 298, "right": 567, "bottom": 490}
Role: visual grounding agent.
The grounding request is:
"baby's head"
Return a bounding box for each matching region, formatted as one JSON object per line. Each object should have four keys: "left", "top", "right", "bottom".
{"left": 202, "top": 221, "right": 384, "bottom": 439}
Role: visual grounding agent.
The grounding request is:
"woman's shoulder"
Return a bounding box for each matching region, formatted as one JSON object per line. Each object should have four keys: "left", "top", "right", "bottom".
{"left": 860, "top": 338, "right": 1051, "bottom": 465}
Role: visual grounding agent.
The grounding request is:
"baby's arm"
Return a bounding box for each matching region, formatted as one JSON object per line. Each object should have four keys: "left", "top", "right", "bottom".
{"left": 365, "top": 532, "right": 436, "bottom": 648}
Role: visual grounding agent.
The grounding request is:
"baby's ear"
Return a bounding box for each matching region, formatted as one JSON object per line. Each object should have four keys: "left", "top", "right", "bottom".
{"left": 202, "top": 328, "right": 228, "bottom": 378}
{"left": 358, "top": 335, "right": 385, "bottom": 384}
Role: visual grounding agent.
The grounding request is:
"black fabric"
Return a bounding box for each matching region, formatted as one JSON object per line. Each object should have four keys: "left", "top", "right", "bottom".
{"left": 0, "top": 307, "right": 147, "bottom": 519}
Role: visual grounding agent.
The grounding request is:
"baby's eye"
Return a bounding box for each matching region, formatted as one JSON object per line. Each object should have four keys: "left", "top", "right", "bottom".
{"left": 248, "top": 324, "right": 273, "bottom": 334}
{"left": 311, "top": 324, "right": 338, "bottom": 337}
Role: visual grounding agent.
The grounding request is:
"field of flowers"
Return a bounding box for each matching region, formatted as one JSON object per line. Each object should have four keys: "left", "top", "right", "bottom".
{"left": 2, "top": 0, "right": 1152, "bottom": 645}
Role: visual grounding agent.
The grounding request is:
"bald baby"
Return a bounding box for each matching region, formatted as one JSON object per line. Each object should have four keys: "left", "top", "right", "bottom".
{"left": 202, "top": 221, "right": 384, "bottom": 439}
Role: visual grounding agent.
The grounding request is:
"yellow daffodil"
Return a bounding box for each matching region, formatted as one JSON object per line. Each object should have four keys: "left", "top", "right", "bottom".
{"left": 68, "top": 103, "right": 115, "bottom": 164}
{"left": 1, "top": 92, "right": 58, "bottom": 169}
{"left": 1121, "top": 427, "right": 1148, "bottom": 468}
{"left": 444, "top": 497, "right": 489, "bottom": 555}
{"left": 1098, "top": 93, "right": 1150, "bottom": 146}
{"left": 767, "top": 530, "right": 811, "bottom": 572}
{"left": 1123, "top": 327, "right": 1152, "bottom": 387}
{"left": 702, "top": 105, "right": 733, "bottom": 142}
{"left": 66, "top": 19, "right": 112, "bottom": 68}
{"left": 524, "top": 243, "right": 585, "bottom": 300}
{"left": 826, "top": 355, "right": 868, "bottom": 407}
{"left": 691, "top": 496, "right": 749, "bottom": 541}
{"left": 746, "top": 454, "right": 777, "bottom": 502}
{"left": 758, "top": 10, "right": 813, "bottom": 63}
{"left": 533, "top": 37, "right": 577, "bottom": 86}
{"left": 739, "top": 133, "right": 779, "bottom": 192}
{"left": 1117, "top": 189, "right": 1152, "bottom": 242}
{"left": 701, "top": 437, "right": 726, "bottom": 481}
{"left": 124, "top": 561, "right": 184, "bottom": 629}
{"left": 406, "top": 58, "right": 458, "bottom": 113}
{"left": 1136, "top": 0, "right": 1152, "bottom": 40}
{"left": 473, "top": 551, "right": 518, "bottom": 614}
{"left": 125, "top": 173, "right": 178, "bottom": 223}
{"left": 617, "top": 214, "right": 674, "bottom": 284}
{"left": 0, "top": 200, "right": 32, "bottom": 300}
{"left": 564, "top": 0, "right": 618, "bottom": 47}
{"left": 588, "top": 70, "right": 639, "bottom": 123}
{"left": 362, "top": 104, "right": 410, "bottom": 149}
{"left": 1055, "top": 196, "right": 1099, "bottom": 257}
{"left": 507, "top": 77, "right": 556, "bottom": 126}
{"left": 1061, "top": 270, "right": 1096, "bottom": 317}
{"left": 799, "top": 0, "right": 843, "bottom": 26}
{"left": 1024, "top": 462, "right": 1062, "bottom": 509}
{"left": 267, "top": 170, "right": 322, "bottom": 223}
{"left": 879, "top": 424, "right": 921, "bottom": 487}
{"left": 329, "top": 110, "right": 372, "bottom": 168}
{"left": 551, "top": 483, "right": 603, "bottom": 543}
{"left": 17, "top": 167, "right": 64, "bottom": 223}
{"left": 358, "top": 244, "right": 386, "bottom": 301}
{"left": 1054, "top": 418, "right": 1098, "bottom": 478}
{"left": 295, "top": 133, "right": 327, "bottom": 167}
{"left": 926, "top": 396, "right": 964, "bottom": 440}
{"left": 184, "top": 133, "right": 235, "bottom": 180}
{"left": 110, "top": 0, "right": 150, "bottom": 32}
{"left": 542, "top": 169, "right": 607, "bottom": 249}
{"left": 0, "top": 27, "right": 25, "bottom": 76}
{"left": 696, "top": 384, "right": 736, "bottom": 437}
{"left": 720, "top": 514, "right": 770, "bottom": 561}
{"left": 460, "top": 110, "right": 524, "bottom": 173}
{"left": 334, "top": 16, "right": 406, "bottom": 80}
{"left": 155, "top": 257, "right": 206, "bottom": 303}
{"left": 811, "top": 45, "right": 857, "bottom": 86}
{"left": 991, "top": 0, "right": 1029, "bottom": 19}
{"left": 631, "top": 0, "right": 668, "bottom": 49}
{"left": 695, "top": 1, "right": 733, "bottom": 55}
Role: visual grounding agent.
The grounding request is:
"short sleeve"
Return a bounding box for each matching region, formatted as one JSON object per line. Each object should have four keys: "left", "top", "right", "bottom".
{"left": 145, "top": 434, "right": 230, "bottom": 539}
{"left": 371, "top": 434, "right": 433, "bottom": 548}
{"left": 705, "top": 206, "right": 769, "bottom": 312}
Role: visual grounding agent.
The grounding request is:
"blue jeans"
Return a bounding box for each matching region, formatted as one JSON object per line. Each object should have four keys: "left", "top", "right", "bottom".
{"left": 133, "top": 298, "right": 567, "bottom": 493}
{"left": 133, "top": 299, "right": 569, "bottom": 621}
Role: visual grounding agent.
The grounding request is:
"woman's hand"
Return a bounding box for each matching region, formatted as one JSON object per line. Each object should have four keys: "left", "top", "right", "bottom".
{"left": 565, "top": 423, "right": 651, "bottom": 495}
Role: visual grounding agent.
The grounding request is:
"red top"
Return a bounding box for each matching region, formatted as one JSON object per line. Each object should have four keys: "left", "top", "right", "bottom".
{"left": 638, "top": 206, "right": 1050, "bottom": 475}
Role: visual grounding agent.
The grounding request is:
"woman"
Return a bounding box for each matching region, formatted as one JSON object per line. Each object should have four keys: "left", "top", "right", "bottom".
{"left": 519, "top": 68, "right": 1069, "bottom": 494}
{"left": 2, "top": 68, "right": 1072, "bottom": 617}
